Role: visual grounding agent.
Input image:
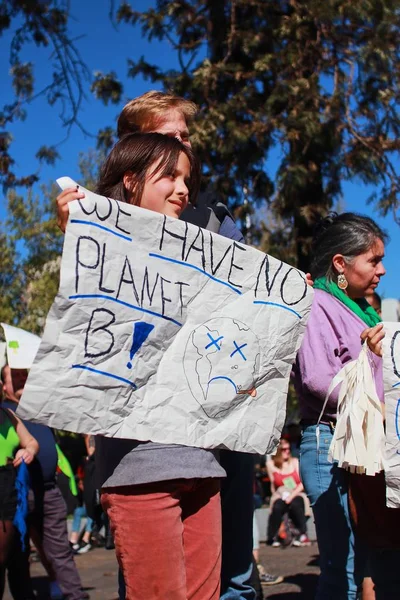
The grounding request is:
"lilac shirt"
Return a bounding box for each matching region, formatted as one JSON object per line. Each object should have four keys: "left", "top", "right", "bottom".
{"left": 293, "top": 289, "right": 383, "bottom": 422}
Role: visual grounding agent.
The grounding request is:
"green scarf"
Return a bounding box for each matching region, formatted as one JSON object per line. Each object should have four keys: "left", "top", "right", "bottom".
{"left": 314, "top": 277, "right": 381, "bottom": 328}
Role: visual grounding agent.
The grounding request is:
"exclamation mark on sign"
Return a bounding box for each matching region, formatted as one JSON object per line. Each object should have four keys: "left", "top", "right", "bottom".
{"left": 127, "top": 322, "right": 155, "bottom": 369}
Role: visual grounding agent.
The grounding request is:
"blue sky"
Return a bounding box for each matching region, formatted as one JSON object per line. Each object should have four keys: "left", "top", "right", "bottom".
{"left": 1, "top": 0, "right": 399, "bottom": 298}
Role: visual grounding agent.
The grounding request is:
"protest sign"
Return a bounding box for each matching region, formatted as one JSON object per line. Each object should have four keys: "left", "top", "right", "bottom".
{"left": 383, "top": 321, "right": 400, "bottom": 508}
{"left": 18, "top": 177, "right": 313, "bottom": 453}
{"left": 1, "top": 323, "right": 41, "bottom": 369}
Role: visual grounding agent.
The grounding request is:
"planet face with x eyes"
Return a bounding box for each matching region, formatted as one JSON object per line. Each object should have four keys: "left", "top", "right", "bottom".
{"left": 183, "top": 317, "right": 261, "bottom": 419}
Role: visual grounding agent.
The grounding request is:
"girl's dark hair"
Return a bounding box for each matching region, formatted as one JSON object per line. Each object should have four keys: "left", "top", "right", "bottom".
{"left": 96, "top": 132, "right": 201, "bottom": 206}
{"left": 310, "top": 212, "right": 388, "bottom": 280}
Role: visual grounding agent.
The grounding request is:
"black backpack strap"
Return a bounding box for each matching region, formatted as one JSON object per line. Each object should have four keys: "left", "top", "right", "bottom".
{"left": 212, "top": 202, "right": 232, "bottom": 224}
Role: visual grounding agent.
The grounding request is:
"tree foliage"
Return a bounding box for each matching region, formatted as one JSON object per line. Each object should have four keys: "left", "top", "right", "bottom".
{"left": 1, "top": 150, "right": 105, "bottom": 333}
{"left": 2, "top": 0, "right": 400, "bottom": 335}
{"left": 96, "top": 0, "right": 400, "bottom": 269}
{"left": 0, "top": 0, "right": 90, "bottom": 189}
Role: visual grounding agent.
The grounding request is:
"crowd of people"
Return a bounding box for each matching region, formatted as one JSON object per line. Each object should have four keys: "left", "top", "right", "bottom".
{"left": 0, "top": 89, "right": 397, "bottom": 600}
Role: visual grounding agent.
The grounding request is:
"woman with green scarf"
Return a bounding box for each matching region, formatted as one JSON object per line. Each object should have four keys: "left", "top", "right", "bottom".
{"left": 292, "top": 213, "right": 387, "bottom": 599}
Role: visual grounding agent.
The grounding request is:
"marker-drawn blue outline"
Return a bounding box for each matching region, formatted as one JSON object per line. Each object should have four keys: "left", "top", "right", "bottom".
{"left": 205, "top": 333, "right": 223, "bottom": 351}
{"left": 253, "top": 300, "right": 302, "bottom": 319}
{"left": 393, "top": 382, "right": 400, "bottom": 388}
{"left": 395, "top": 399, "right": 400, "bottom": 441}
{"left": 230, "top": 341, "right": 247, "bottom": 361}
{"left": 149, "top": 253, "right": 242, "bottom": 295}
{"left": 69, "top": 294, "right": 182, "bottom": 327}
{"left": 71, "top": 219, "right": 132, "bottom": 242}
{"left": 72, "top": 364, "right": 137, "bottom": 389}
{"left": 208, "top": 376, "right": 237, "bottom": 392}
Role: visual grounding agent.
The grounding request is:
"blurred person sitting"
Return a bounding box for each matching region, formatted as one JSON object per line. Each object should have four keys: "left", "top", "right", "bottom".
{"left": 266, "top": 439, "right": 310, "bottom": 548}
{"left": 1, "top": 364, "right": 87, "bottom": 600}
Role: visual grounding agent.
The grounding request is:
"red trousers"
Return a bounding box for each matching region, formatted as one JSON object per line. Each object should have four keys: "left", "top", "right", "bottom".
{"left": 101, "top": 478, "right": 221, "bottom": 600}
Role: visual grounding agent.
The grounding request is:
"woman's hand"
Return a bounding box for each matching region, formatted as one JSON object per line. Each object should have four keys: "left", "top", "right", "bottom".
{"left": 13, "top": 448, "right": 35, "bottom": 467}
{"left": 361, "top": 323, "right": 385, "bottom": 357}
{"left": 56, "top": 186, "right": 85, "bottom": 233}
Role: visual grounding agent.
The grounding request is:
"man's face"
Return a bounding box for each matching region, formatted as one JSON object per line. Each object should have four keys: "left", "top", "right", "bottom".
{"left": 150, "top": 110, "right": 191, "bottom": 147}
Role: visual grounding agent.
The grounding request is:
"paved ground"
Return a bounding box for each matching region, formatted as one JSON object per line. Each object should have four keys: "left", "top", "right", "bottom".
{"left": 4, "top": 542, "right": 319, "bottom": 599}
{"left": 259, "top": 542, "right": 319, "bottom": 598}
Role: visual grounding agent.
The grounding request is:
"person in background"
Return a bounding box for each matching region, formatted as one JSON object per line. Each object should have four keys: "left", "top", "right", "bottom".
{"left": 82, "top": 435, "right": 108, "bottom": 551}
{"left": 0, "top": 384, "right": 38, "bottom": 600}
{"left": 365, "top": 291, "right": 382, "bottom": 317}
{"left": 349, "top": 289, "right": 400, "bottom": 599}
{"left": 2, "top": 364, "right": 87, "bottom": 600}
{"left": 360, "top": 290, "right": 382, "bottom": 600}
{"left": 266, "top": 439, "right": 310, "bottom": 548}
{"left": 252, "top": 455, "right": 283, "bottom": 588}
{"left": 293, "top": 212, "right": 386, "bottom": 599}
{"left": 69, "top": 467, "right": 94, "bottom": 554}
{"left": 285, "top": 423, "right": 302, "bottom": 459}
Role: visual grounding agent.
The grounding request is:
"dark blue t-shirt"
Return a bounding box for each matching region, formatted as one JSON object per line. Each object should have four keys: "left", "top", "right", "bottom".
{"left": 4, "top": 400, "right": 58, "bottom": 486}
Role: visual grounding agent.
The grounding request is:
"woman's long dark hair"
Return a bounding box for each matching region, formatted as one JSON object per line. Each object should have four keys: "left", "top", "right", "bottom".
{"left": 96, "top": 132, "right": 201, "bottom": 207}
{"left": 310, "top": 212, "right": 387, "bottom": 280}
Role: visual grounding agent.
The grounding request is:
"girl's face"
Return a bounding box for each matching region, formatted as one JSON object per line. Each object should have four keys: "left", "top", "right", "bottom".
{"left": 139, "top": 152, "right": 190, "bottom": 219}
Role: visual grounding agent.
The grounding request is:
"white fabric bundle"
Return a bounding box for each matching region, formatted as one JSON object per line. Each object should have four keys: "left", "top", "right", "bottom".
{"left": 318, "top": 343, "right": 385, "bottom": 476}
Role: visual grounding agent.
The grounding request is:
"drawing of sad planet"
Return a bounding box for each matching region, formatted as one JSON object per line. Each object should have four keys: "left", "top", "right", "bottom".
{"left": 183, "top": 318, "right": 261, "bottom": 419}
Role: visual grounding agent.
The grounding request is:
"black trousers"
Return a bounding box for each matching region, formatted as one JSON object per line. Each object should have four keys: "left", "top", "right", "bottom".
{"left": 7, "top": 487, "right": 84, "bottom": 600}
{"left": 267, "top": 496, "right": 306, "bottom": 541}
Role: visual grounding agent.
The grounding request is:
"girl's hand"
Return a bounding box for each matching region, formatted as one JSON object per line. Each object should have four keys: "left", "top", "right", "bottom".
{"left": 305, "top": 273, "right": 314, "bottom": 287}
{"left": 361, "top": 323, "right": 385, "bottom": 357}
{"left": 13, "top": 448, "right": 35, "bottom": 467}
{"left": 56, "top": 186, "right": 85, "bottom": 233}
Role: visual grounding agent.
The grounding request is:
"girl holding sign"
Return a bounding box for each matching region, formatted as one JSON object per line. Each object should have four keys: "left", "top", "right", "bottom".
{"left": 293, "top": 213, "right": 387, "bottom": 600}
{"left": 56, "top": 133, "right": 225, "bottom": 600}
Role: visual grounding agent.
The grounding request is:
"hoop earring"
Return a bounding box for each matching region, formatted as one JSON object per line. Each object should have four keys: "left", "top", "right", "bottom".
{"left": 337, "top": 273, "right": 348, "bottom": 290}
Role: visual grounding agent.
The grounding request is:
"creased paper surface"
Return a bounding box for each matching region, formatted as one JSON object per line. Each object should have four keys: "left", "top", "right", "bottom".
{"left": 18, "top": 177, "right": 313, "bottom": 453}
{"left": 383, "top": 321, "right": 400, "bottom": 507}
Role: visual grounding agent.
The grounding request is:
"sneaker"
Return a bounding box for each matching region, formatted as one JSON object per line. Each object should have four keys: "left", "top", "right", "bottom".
{"left": 260, "top": 573, "right": 284, "bottom": 586}
{"left": 70, "top": 542, "right": 80, "bottom": 553}
{"left": 271, "top": 540, "right": 281, "bottom": 548}
{"left": 77, "top": 542, "right": 92, "bottom": 554}
{"left": 257, "top": 563, "right": 266, "bottom": 577}
{"left": 292, "top": 534, "right": 311, "bottom": 547}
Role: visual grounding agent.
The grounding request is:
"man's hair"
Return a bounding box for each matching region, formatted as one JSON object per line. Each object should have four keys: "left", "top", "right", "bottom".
{"left": 96, "top": 132, "right": 201, "bottom": 206}
{"left": 117, "top": 91, "right": 198, "bottom": 138}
